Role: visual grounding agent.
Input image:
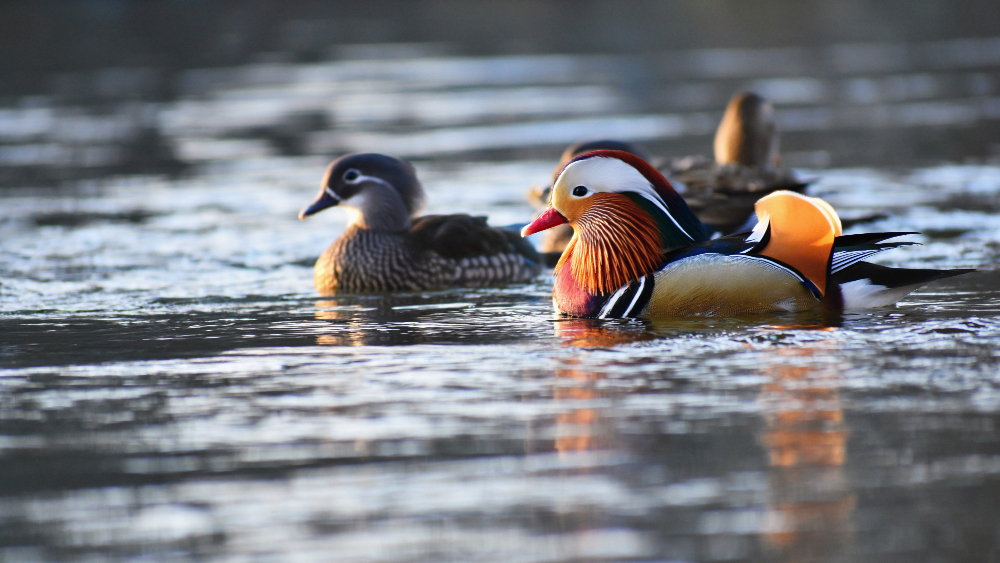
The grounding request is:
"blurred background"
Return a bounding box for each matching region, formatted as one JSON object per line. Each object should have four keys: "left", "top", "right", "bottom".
{"left": 3, "top": 2, "right": 1000, "bottom": 563}
{"left": 2, "top": 0, "right": 1000, "bottom": 189}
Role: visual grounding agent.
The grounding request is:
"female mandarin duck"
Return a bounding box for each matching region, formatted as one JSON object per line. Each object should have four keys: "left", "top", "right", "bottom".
{"left": 672, "top": 91, "right": 805, "bottom": 234}
{"left": 521, "top": 150, "right": 970, "bottom": 319}
{"left": 299, "top": 153, "right": 541, "bottom": 294}
{"left": 529, "top": 92, "right": 805, "bottom": 258}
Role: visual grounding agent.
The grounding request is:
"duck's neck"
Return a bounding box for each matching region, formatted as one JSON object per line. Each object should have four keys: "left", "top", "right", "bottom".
{"left": 345, "top": 184, "right": 412, "bottom": 232}
{"left": 555, "top": 205, "right": 666, "bottom": 297}
{"left": 553, "top": 236, "right": 608, "bottom": 318}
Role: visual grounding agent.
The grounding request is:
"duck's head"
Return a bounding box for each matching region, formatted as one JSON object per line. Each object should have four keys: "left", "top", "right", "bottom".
{"left": 714, "top": 91, "right": 779, "bottom": 170}
{"left": 523, "top": 150, "right": 709, "bottom": 294}
{"left": 299, "top": 153, "right": 425, "bottom": 231}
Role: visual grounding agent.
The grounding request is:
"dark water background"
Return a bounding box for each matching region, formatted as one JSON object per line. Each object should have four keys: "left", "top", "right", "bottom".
{"left": 2, "top": 1, "right": 1000, "bottom": 561}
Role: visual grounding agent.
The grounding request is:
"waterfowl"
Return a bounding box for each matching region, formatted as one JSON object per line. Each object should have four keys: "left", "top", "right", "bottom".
{"left": 300, "top": 153, "right": 541, "bottom": 294}
{"left": 671, "top": 91, "right": 806, "bottom": 234}
{"left": 528, "top": 92, "right": 806, "bottom": 258}
{"left": 521, "top": 150, "right": 971, "bottom": 319}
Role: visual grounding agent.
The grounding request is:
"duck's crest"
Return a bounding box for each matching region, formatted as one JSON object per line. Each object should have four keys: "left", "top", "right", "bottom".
{"left": 567, "top": 150, "right": 709, "bottom": 245}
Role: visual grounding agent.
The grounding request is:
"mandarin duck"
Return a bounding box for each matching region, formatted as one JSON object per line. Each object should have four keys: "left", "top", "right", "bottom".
{"left": 528, "top": 92, "right": 806, "bottom": 259}
{"left": 522, "top": 150, "right": 971, "bottom": 319}
{"left": 300, "top": 153, "right": 541, "bottom": 294}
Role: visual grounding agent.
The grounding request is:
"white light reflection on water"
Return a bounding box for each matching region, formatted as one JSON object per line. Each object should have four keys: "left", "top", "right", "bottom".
{"left": 2, "top": 296, "right": 1000, "bottom": 561}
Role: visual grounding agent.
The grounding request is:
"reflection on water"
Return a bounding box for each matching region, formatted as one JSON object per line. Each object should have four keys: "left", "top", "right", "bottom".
{"left": 758, "top": 340, "right": 855, "bottom": 562}
{"left": 554, "top": 361, "right": 605, "bottom": 455}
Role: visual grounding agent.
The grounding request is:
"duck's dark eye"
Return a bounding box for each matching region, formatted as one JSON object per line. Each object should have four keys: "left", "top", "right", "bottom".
{"left": 572, "top": 186, "right": 588, "bottom": 197}
{"left": 343, "top": 169, "right": 361, "bottom": 182}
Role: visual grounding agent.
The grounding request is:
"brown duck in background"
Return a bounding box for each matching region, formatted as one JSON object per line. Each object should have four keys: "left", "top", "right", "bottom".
{"left": 528, "top": 92, "right": 807, "bottom": 261}
{"left": 669, "top": 91, "right": 806, "bottom": 234}
{"left": 300, "top": 153, "right": 541, "bottom": 294}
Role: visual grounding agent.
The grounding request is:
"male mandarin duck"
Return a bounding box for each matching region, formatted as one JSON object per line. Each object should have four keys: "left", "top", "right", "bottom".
{"left": 521, "top": 150, "right": 970, "bottom": 319}
{"left": 299, "top": 153, "right": 541, "bottom": 294}
{"left": 528, "top": 92, "right": 805, "bottom": 258}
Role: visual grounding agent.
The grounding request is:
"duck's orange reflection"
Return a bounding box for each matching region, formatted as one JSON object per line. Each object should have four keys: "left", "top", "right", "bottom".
{"left": 553, "top": 364, "right": 603, "bottom": 453}
{"left": 758, "top": 344, "right": 855, "bottom": 560}
{"left": 553, "top": 317, "right": 654, "bottom": 349}
{"left": 550, "top": 319, "right": 646, "bottom": 453}
{"left": 314, "top": 299, "right": 369, "bottom": 346}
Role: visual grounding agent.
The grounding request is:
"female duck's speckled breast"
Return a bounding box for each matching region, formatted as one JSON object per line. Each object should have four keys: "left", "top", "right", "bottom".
{"left": 314, "top": 225, "right": 455, "bottom": 293}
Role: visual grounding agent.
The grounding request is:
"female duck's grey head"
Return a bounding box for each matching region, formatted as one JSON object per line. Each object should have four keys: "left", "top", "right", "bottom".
{"left": 713, "top": 92, "right": 779, "bottom": 170}
{"left": 299, "top": 153, "right": 426, "bottom": 231}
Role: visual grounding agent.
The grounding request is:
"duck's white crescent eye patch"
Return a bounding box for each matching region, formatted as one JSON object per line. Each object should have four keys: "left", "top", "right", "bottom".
{"left": 343, "top": 169, "right": 362, "bottom": 183}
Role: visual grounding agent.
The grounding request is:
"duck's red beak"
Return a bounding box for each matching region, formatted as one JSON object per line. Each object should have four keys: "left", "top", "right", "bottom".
{"left": 521, "top": 207, "right": 568, "bottom": 237}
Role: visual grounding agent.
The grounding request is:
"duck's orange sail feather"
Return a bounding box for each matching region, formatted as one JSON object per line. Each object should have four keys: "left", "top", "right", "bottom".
{"left": 754, "top": 191, "right": 842, "bottom": 296}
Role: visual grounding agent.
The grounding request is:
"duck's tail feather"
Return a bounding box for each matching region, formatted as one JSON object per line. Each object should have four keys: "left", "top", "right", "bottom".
{"left": 833, "top": 262, "right": 974, "bottom": 309}
{"left": 830, "top": 232, "right": 920, "bottom": 274}
{"left": 754, "top": 190, "right": 842, "bottom": 296}
{"left": 834, "top": 232, "right": 918, "bottom": 247}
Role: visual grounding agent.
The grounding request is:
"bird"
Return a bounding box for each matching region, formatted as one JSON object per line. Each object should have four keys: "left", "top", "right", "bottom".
{"left": 521, "top": 150, "right": 971, "bottom": 319}
{"left": 299, "top": 153, "right": 541, "bottom": 294}
{"left": 671, "top": 91, "right": 807, "bottom": 235}
{"left": 526, "top": 92, "right": 806, "bottom": 259}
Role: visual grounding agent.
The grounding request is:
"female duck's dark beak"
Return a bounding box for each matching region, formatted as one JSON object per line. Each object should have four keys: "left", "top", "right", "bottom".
{"left": 299, "top": 188, "right": 341, "bottom": 220}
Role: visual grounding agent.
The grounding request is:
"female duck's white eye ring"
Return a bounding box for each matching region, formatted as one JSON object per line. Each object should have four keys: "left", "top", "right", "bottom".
{"left": 343, "top": 169, "right": 361, "bottom": 183}
{"left": 571, "top": 185, "right": 589, "bottom": 197}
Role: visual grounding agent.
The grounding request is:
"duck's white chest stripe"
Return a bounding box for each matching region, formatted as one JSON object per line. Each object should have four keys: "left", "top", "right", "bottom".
{"left": 598, "top": 284, "right": 631, "bottom": 319}
{"left": 597, "top": 274, "right": 654, "bottom": 319}
{"left": 624, "top": 275, "right": 650, "bottom": 316}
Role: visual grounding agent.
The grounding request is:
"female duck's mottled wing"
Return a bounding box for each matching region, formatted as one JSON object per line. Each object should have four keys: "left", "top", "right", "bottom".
{"left": 409, "top": 214, "right": 542, "bottom": 285}
{"left": 665, "top": 157, "right": 807, "bottom": 235}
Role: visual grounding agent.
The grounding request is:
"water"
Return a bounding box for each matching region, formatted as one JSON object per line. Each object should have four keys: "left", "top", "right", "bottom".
{"left": 3, "top": 16, "right": 1000, "bottom": 563}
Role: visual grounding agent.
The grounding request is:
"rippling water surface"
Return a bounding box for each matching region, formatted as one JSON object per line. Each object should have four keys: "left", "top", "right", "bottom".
{"left": 3, "top": 39, "right": 1000, "bottom": 562}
